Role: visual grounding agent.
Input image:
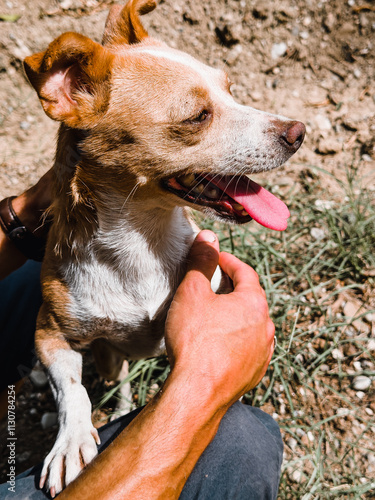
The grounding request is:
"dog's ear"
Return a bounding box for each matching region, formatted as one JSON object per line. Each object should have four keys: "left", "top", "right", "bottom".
{"left": 24, "top": 32, "right": 113, "bottom": 128}
{"left": 102, "top": 0, "right": 157, "bottom": 46}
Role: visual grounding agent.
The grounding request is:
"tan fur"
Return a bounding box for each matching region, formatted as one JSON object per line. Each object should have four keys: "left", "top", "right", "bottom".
{"left": 25, "top": 1, "right": 305, "bottom": 494}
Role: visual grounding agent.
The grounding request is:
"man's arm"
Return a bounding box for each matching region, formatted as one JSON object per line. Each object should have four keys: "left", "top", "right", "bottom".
{"left": 59, "top": 230, "right": 275, "bottom": 500}
{"left": 0, "top": 170, "right": 52, "bottom": 280}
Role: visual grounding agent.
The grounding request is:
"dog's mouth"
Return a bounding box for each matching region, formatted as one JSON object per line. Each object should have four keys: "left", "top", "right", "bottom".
{"left": 163, "top": 173, "right": 290, "bottom": 230}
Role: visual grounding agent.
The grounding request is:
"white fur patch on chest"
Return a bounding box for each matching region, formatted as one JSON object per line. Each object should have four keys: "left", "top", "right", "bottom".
{"left": 64, "top": 203, "right": 195, "bottom": 330}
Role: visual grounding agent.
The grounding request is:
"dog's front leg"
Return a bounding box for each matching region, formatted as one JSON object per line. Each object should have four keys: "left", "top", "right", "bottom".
{"left": 36, "top": 314, "right": 100, "bottom": 496}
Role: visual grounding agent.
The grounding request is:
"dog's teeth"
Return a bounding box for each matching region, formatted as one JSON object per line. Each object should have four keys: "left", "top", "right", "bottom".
{"left": 179, "top": 174, "right": 196, "bottom": 187}
{"left": 233, "top": 203, "right": 244, "bottom": 211}
{"left": 204, "top": 187, "right": 220, "bottom": 199}
{"left": 192, "top": 183, "right": 205, "bottom": 194}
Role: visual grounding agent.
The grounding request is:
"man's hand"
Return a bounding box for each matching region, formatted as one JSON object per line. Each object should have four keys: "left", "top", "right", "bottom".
{"left": 166, "top": 229, "right": 275, "bottom": 407}
{"left": 59, "top": 230, "right": 276, "bottom": 500}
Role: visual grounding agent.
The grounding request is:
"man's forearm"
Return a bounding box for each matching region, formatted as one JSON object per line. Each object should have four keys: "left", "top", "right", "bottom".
{"left": 0, "top": 195, "right": 29, "bottom": 279}
{"left": 59, "top": 369, "right": 228, "bottom": 500}
{"left": 0, "top": 171, "right": 52, "bottom": 279}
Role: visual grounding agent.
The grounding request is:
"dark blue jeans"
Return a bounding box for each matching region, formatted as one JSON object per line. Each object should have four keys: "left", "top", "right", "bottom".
{"left": 0, "top": 261, "right": 283, "bottom": 499}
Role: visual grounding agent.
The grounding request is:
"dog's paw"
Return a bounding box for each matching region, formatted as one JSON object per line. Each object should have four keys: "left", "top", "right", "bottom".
{"left": 39, "top": 427, "right": 100, "bottom": 497}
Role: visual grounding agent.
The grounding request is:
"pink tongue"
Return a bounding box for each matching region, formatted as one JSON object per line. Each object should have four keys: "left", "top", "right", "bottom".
{"left": 208, "top": 175, "right": 290, "bottom": 231}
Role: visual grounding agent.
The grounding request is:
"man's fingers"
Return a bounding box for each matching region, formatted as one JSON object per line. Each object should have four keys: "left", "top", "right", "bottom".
{"left": 184, "top": 230, "right": 220, "bottom": 288}
{"left": 219, "top": 252, "right": 261, "bottom": 292}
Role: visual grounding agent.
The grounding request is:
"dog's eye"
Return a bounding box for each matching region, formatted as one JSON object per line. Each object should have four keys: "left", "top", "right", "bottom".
{"left": 187, "top": 109, "right": 211, "bottom": 124}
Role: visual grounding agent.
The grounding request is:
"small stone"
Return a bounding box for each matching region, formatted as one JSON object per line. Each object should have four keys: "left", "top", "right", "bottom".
{"left": 41, "top": 412, "right": 58, "bottom": 429}
{"left": 368, "top": 339, "right": 375, "bottom": 351}
{"left": 353, "top": 375, "right": 371, "bottom": 391}
{"left": 20, "top": 121, "right": 31, "bottom": 131}
{"left": 337, "top": 407, "right": 350, "bottom": 416}
{"left": 315, "top": 199, "right": 335, "bottom": 211}
{"left": 250, "top": 91, "right": 262, "bottom": 102}
{"left": 353, "top": 68, "right": 361, "bottom": 79}
{"left": 353, "top": 361, "right": 362, "bottom": 372}
{"left": 310, "top": 227, "right": 326, "bottom": 240}
{"left": 320, "top": 364, "right": 330, "bottom": 372}
{"left": 226, "top": 44, "right": 243, "bottom": 66}
{"left": 332, "top": 348, "right": 344, "bottom": 360}
{"left": 287, "top": 437, "right": 297, "bottom": 450}
{"left": 366, "top": 408, "right": 374, "bottom": 416}
{"left": 362, "top": 154, "right": 373, "bottom": 162}
{"left": 356, "top": 391, "right": 365, "bottom": 399}
{"left": 323, "top": 13, "right": 336, "bottom": 32}
{"left": 317, "top": 139, "right": 341, "bottom": 155}
{"left": 271, "top": 42, "right": 287, "bottom": 60}
{"left": 292, "top": 470, "right": 303, "bottom": 482}
{"left": 314, "top": 114, "right": 332, "bottom": 131}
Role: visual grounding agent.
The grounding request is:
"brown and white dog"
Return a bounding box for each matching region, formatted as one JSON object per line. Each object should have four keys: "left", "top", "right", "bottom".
{"left": 24, "top": 0, "right": 305, "bottom": 495}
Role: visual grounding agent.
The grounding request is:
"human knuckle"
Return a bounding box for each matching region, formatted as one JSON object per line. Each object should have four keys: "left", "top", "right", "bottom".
{"left": 266, "top": 320, "right": 275, "bottom": 342}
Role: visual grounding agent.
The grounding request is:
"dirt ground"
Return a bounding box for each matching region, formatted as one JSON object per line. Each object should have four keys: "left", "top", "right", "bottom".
{"left": 0, "top": 0, "right": 374, "bottom": 490}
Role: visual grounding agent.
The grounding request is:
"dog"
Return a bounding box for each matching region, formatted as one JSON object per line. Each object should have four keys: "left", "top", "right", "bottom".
{"left": 23, "top": 0, "right": 305, "bottom": 495}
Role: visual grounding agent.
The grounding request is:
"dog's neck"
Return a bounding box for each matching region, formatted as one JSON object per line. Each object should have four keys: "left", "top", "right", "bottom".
{"left": 51, "top": 126, "right": 196, "bottom": 283}
{"left": 94, "top": 192, "right": 195, "bottom": 281}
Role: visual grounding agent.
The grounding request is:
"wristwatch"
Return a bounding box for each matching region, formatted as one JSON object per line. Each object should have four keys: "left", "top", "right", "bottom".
{"left": 0, "top": 196, "right": 48, "bottom": 262}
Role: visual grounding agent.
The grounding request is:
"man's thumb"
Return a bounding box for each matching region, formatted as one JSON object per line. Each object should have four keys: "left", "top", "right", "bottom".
{"left": 185, "top": 230, "right": 220, "bottom": 285}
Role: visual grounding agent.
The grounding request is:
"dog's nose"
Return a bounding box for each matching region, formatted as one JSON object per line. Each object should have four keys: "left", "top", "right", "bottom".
{"left": 279, "top": 121, "right": 306, "bottom": 152}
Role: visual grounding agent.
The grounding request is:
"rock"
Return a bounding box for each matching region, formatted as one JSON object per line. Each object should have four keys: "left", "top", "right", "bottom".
{"left": 292, "top": 470, "right": 303, "bottom": 483}
{"left": 315, "top": 199, "right": 335, "bottom": 211}
{"left": 332, "top": 348, "right": 344, "bottom": 360}
{"left": 352, "top": 376, "right": 371, "bottom": 391}
{"left": 337, "top": 407, "right": 350, "bottom": 416}
{"left": 353, "top": 361, "right": 362, "bottom": 372}
{"left": 317, "top": 139, "right": 341, "bottom": 155}
{"left": 226, "top": 44, "right": 243, "bottom": 66}
{"left": 41, "top": 412, "right": 58, "bottom": 429}
{"left": 323, "top": 13, "right": 336, "bottom": 32}
{"left": 287, "top": 437, "right": 297, "bottom": 450}
{"left": 20, "top": 121, "right": 31, "bottom": 131}
{"left": 310, "top": 227, "right": 326, "bottom": 240}
{"left": 314, "top": 114, "right": 332, "bottom": 131}
{"left": 362, "top": 154, "right": 373, "bottom": 162}
{"left": 29, "top": 367, "right": 48, "bottom": 388}
{"left": 271, "top": 42, "right": 287, "bottom": 60}
{"left": 249, "top": 91, "right": 262, "bottom": 102}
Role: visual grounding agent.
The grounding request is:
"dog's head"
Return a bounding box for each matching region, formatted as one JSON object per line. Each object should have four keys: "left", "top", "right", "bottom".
{"left": 24, "top": 0, "right": 305, "bottom": 231}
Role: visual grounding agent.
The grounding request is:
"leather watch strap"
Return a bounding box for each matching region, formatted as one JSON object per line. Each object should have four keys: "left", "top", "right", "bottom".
{"left": 0, "top": 196, "right": 47, "bottom": 262}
